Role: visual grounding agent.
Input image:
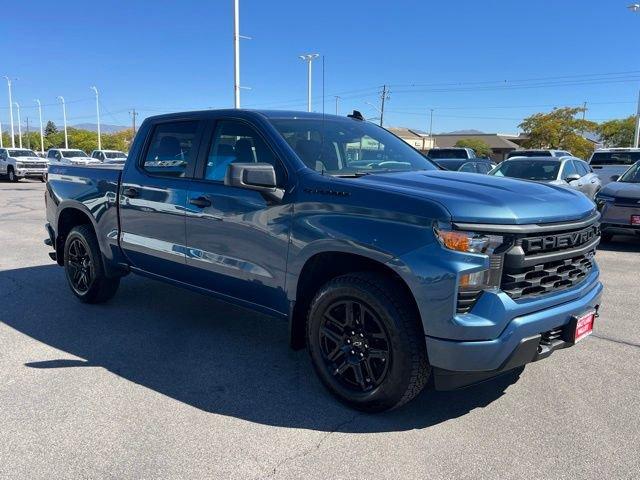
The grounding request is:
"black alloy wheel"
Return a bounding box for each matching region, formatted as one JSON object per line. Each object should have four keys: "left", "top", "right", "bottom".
{"left": 66, "top": 237, "right": 94, "bottom": 295}
{"left": 318, "top": 299, "right": 391, "bottom": 392}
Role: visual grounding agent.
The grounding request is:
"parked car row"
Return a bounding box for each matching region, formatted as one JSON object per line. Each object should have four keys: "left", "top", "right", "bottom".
{"left": 0, "top": 147, "right": 128, "bottom": 182}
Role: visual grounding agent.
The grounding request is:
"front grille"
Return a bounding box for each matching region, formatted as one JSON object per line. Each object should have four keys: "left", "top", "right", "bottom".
{"left": 20, "top": 162, "right": 46, "bottom": 169}
{"left": 501, "top": 250, "right": 594, "bottom": 300}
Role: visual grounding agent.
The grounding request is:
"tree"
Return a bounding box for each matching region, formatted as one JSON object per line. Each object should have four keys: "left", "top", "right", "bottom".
{"left": 44, "top": 121, "right": 58, "bottom": 137}
{"left": 519, "top": 107, "right": 597, "bottom": 159}
{"left": 454, "top": 138, "right": 492, "bottom": 158}
{"left": 595, "top": 116, "right": 636, "bottom": 148}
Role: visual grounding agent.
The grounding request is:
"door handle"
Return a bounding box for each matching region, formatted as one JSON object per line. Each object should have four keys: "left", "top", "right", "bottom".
{"left": 122, "top": 187, "right": 139, "bottom": 198}
{"left": 189, "top": 196, "right": 212, "bottom": 208}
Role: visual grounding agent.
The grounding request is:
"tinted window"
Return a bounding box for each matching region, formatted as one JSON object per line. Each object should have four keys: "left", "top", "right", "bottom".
{"left": 205, "top": 120, "right": 283, "bottom": 183}
{"left": 589, "top": 151, "right": 640, "bottom": 166}
{"left": 458, "top": 162, "right": 477, "bottom": 173}
{"left": 490, "top": 160, "right": 560, "bottom": 181}
{"left": 562, "top": 161, "right": 578, "bottom": 179}
{"left": 143, "top": 121, "right": 199, "bottom": 178}
{"left": 575, "top": 161, "right": 589, "bottom": 176}
{"left": 427, "top": 149, "right": 468, "bottom": 159}
{"left": 47, "top": 150, "right": 56, "bottom": 158}
{"left": 619, "top": 162, "right": 640, "bottom": 183}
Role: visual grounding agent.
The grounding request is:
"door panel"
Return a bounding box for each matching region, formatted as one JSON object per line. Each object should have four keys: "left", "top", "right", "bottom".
{"left": 184, "top": 119, "right": 292, "bottom": 314}
{"left": 119, "top": 119, "right": 203, "bottom": 280}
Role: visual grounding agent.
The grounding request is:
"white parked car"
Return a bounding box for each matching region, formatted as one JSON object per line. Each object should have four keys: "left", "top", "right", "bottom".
{"left": 47, "top": 148, "right": 101, "bottom": 166}
{"left": 0, "top": 148, "right": 48, "bottom": 182}
{"left": 91, "top": 149, "right": 128, "bottom": 164}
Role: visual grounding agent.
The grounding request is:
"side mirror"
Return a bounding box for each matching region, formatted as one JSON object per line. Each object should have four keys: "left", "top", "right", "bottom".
{"left": 610, "top": 175, "right": 620, "bottom": 182}
{"left": 225, "top": 163, "right": 284, "bottom": 201}
{"left": 566, "top": 174, "right": 581, "bottom": 182}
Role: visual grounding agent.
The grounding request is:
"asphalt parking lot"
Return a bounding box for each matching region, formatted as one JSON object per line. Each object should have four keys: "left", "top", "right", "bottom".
{"left": 1, "top": 180, "right": 639, "bottom": 480}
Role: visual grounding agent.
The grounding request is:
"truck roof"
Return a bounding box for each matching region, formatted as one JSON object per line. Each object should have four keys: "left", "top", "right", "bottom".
{"left": 143, "top": 109, "right": 352, "bottom": 123}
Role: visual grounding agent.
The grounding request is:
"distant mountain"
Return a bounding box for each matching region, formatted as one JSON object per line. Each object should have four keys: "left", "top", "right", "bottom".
{"left": 439, "top": 129, "right": 485, "bottom": 135}
{"left": 72, "top": 123, "right": 129, "bottom": 133}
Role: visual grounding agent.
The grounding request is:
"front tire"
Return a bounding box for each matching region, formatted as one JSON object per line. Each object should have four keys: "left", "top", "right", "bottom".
{"left": 64, "top": 225, "right": 120, "bottom": 303}
{"left": 7, "top": 167, "right": 18, "bottom": 182}
{"left": 307, "top": 272, "right": 430, "bottom": 412}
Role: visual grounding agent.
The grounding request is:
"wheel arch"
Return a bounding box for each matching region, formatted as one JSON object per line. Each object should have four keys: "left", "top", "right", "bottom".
{"left": 288, "top": 249, "right": 421, "bottom": 350}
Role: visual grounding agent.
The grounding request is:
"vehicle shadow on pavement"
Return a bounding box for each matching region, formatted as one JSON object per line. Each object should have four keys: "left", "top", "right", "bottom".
{"left": 1, "top": 264, "right": 520, "bottom": 433}
{"left": 597, "top": 236, "right": 640, "bottom": 253}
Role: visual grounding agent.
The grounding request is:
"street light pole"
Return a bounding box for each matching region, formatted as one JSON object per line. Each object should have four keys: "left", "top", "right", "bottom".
{"left": 35, "top": 99, "right": 44, "bottom": 154}
{"left": 91, "top": 86, "right": 101, "bottom": 150}
{"left": 57, "top": 96, "right": 68, "bottom": 149}
{"left": 634, "top": 89, "right": 640, "bottom": 148}
{"left": 429, "top": 109, "right": 434, "bottom": 147}
{"left": 334, "top": 95, "right": 341, "bottom": 115}
{"left": 0, "top": 117, "right": 3, "bottom": 148}
{"left": 14, "top": 102, "right": 22, "bottom": 148}
{"left": 299, "top": 54, "right": 319, "bottom": 112}
{"left": 233, "top": 0, "right": 240, "bottom": 108}
{"left": 4, "top": 76, "right": 15, "bottom": 147}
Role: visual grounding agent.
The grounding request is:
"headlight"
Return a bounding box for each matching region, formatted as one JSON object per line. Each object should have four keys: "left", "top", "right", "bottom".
{"left": 595, "top": 195, "right": 614, "bottom": 210}
{"left": 434, "top": 228, "right": 500, "bottom": 255}
{"left": 435, "top": 227, "right": 505, "bottom": 292}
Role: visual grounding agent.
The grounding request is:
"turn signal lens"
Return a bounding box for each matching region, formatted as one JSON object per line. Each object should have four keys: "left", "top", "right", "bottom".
{"left": 435, "top": 228, "right": 497, "bottom": 254}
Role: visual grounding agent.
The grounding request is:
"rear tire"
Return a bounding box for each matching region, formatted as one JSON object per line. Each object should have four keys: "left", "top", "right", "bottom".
{"left": 64, "top": 225, "right": 120, "bottom": 303}
{"left": 306, "top": 272, "right": 430, "bottom": 412}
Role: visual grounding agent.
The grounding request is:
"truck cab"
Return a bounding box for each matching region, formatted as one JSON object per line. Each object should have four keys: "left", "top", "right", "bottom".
{"left": 589, "top": 148, "right": 640, "bottom": 186}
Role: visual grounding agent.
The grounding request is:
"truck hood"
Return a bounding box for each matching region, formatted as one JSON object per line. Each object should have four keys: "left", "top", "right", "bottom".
{"left": 357, "top": 170, "right": 596, "bottom": 224}
{"left": 600, "top": 181, "right": 640, "bottom": 200}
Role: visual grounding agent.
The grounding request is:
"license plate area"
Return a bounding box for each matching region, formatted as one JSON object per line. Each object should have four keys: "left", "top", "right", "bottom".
{"left": 564, "top": 310, "right": 596, "bottom": 344}
{"left": 631, "top": 215, "right": 640, "bottom": 226}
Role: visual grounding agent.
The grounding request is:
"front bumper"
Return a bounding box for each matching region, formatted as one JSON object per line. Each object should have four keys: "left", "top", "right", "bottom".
{"left": 426, "top": 269, "right": 602, "bottom": 389}
{"left": 16, "top": 168, "right": 47, "bottom": 177}
{"left": 600, "top": 202, "right": 640, "bottom": 236}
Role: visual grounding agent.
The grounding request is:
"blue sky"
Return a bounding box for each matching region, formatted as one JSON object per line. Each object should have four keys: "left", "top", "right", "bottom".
{"left": 2, "top": 0, "right": 639, "bottom": 134}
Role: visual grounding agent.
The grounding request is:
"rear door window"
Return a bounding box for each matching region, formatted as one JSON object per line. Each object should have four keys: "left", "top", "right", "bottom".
{"left": 142, "top": 121, "right": 200, "bottom": 178}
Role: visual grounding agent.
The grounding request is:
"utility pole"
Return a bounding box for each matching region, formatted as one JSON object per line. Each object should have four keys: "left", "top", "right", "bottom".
{"left": 58, "top": 96, "right": 68, "bottom": 149}
{"left": 299, "top": 54, "right": 320, "bottom": 112}
{"left": 35, "top": 99, "right": 44, "bottom": 154}
{"left": 334, "top": 96, "right": 341, "bottom": 115}
{"left": 0, "top": 117, "right": 3, "bottom": 148}
{"left": 26, "top": 117, "right": 31, "bottom": 149}
{"left": 91, "top": 86, "right": 101, "bottom": 150}
{"left": 634, "top": 90, "right": 640, "bottom": 148}
{"left": 4, "top": 76, "right": 15, "bottom": 147}
{"left": 130, "top": 109, "right": 139, "bottom": 134}
{"left": 379, "top": 84, "right": 389, "bottom": 127}
{"left": 14, "top": 102, "right": 22, "bottom": 148}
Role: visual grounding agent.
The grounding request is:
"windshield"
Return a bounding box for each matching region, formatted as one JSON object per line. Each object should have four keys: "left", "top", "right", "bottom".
{"left": 269, "top": 118, "right": 437, "bottom": 175}
{"left": 590, "top": 151, "right": 640, "bottom": 166}
{"left": 619, "top": 162, "right": 640, "bottom": 183}
{"left": 490, "top": 160, "right": 560, "bottom": 181}
{"left": 8, "top": 149, "right": 38, "bottom": 157}
{"left": 427, "top": 149, "right": 469, "bottom": 159}
{"left": 62, "top": 150, "right": 88, "bottom": 158}
{"left": 105, "top": 151, "right": 127, "bottom": 158}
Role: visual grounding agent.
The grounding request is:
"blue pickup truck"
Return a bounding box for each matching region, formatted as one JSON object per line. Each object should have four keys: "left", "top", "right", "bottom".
{"left": 44, "top": 109, "right": 603, "bottom": 412}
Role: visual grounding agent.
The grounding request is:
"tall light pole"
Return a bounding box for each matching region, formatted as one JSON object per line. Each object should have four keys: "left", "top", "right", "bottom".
{"left": 14, "top": 102, "right": 22, "bottom": 148}
{"left": 233, "top": 0, "right": 240, "bottom": 108}
{"left": 429, "top": 109, "right": 434, "bottom": 147}
{"left": 57, "top": 96, "right": 68, "bottom": 149}
{"left": 35, "top": 99, "right": 44, "bottom": 154}
{"left": 334, "top": 95, "right": 341, "bottom": 115}
{"left": 299, "top": 53, "right": 319, "bottom": 112}
{"left": 91, "top": 86, "right": 102, "bottom": 150}
{"left": 634, "top": 90, "right": 640, "bottom": 148}
{"left": 4, "top": 76, "right": 15, "bottom": 147}
{"left": 0, "top": 117, "right": 3, "bottom": 148}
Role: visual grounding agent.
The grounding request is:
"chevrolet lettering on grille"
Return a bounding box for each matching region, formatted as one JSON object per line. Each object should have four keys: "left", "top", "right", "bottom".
{"left": 522, "top": 225, "right": 599, "bottom": 254}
